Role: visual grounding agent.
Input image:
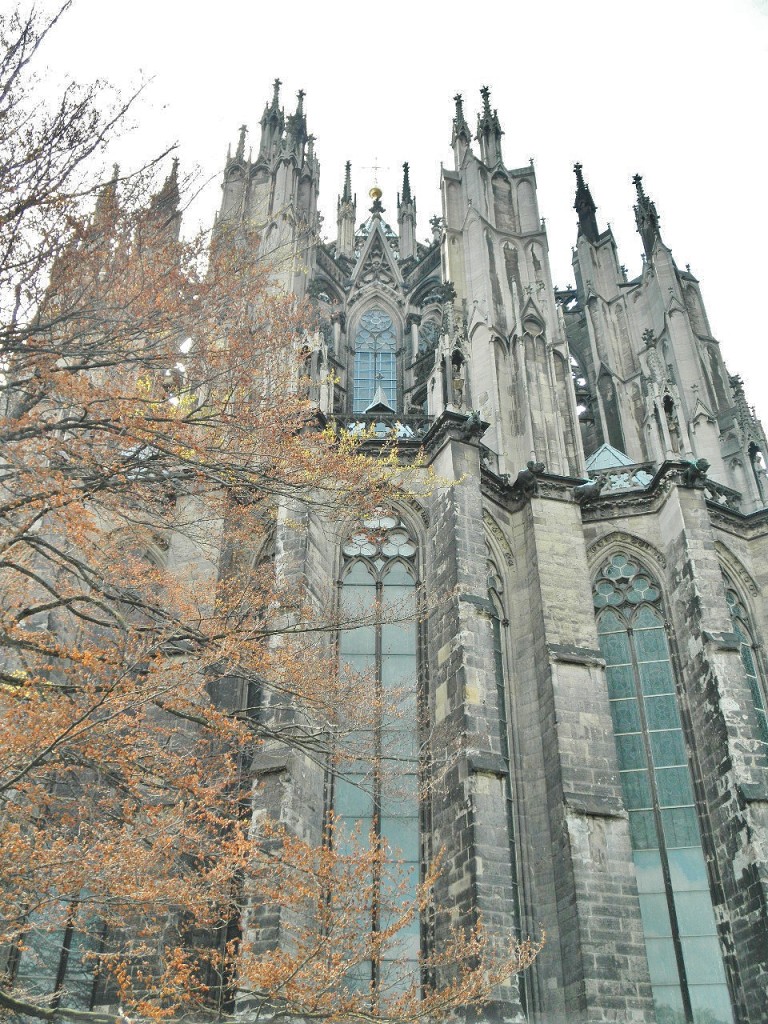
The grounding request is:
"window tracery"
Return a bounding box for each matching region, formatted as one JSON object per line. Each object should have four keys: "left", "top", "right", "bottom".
{"left": 725, "top": 587, "right": 768, "bottom": 750}
{"left": 594, "top": 553, "right": 734, "bottom": 1024}
{"left": 352, "top": 309, "right": 397, "bottom": 413}
{"left": 335, "top": 511, "right": 420, "bottom": 994}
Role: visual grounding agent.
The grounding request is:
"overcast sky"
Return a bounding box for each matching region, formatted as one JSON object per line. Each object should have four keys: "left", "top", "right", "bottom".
{"left": 36, "top": 0, "right": 768, "bottom": 426}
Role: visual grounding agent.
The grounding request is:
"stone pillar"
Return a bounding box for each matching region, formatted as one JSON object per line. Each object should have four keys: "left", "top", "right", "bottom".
{"left": 507, "top": 486, "right": 655, "bottom": 1023}
{"left": 661, "top": 485, "right": 768, "bottom": 1022}
{"left": 424, "top": 412, "right": 525, "bottom": 1023}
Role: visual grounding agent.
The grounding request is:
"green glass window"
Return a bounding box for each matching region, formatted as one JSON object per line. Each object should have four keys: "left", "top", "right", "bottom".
{"left": 336, "top": 512, "right": 419, "bottom": 996}
{"left": 594, "top": 554, "right": 734, "bottom": 1024}
{"left": 353, "top": 309, "right": 397, "bottom": 413}
{"left": 725, "top": 588, "right": 768, "bottom": 750}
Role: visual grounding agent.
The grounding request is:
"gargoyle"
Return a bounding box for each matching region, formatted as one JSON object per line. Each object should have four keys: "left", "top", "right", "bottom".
{"left": 511, "top": 460, "right": 546, "bottom": 498}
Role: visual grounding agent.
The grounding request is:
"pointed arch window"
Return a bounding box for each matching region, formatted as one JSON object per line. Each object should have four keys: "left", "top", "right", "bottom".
{"left": 334, "top": 512, "right": 420, "bottom": 994}
{"left": 352, "top": 309, "right": 397, "bottom": 413}
{"left": 725, "top": 588, "right": 768, "bottom": 750}
{"left": 593, "top": 554, "right": 734, "bottom": 1024}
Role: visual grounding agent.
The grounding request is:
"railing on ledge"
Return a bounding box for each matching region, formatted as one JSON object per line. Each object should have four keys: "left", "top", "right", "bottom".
{"left": 334, "top": 413, "right": 433, "bottom": 441}
{"left": 587, "top": 462, "right": 655, "bottom": 492}
{"left": 702, "top": 478, "right": 742, "bottom": 511}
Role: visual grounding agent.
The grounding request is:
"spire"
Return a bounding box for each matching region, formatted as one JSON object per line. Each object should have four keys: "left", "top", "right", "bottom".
{"left": 336, "top": 160, "right": 356, "bottom": 260}
{"left": 476, "top": 85, "right": 504, "bottom": 167}
{"left": 573, "top": 162, "right": 599, "bottom": 243}
{"left": 341, "top": 160, "right": 352, "bottom": 203}
{"left": 397, "top": 162, "right": 417, "bottom": 261}
{"left": 284, "top": 89, "right": 308, "bottom": 161}
{"left": 400, "top": 161, "right": 412, "bottom": 205}
{"left": 235, "top": 125, "right": 247, "bottom": 162}
{"left": 94, "top": 163, "right": 120, "bottom": 226}
{"left": 258, "top": 78, "right": 284, "bottom": 162}
{"left": 146, "top": 158, "right": 181, "bottom": 240}
{"left": 151, "top": 158, "right": 180, "bottom": 213}
{"left": 452, "top": 93, "right": 471, "bottom": 145}
{"left": 633, "top": 173, "right": 662, "bottom": 259}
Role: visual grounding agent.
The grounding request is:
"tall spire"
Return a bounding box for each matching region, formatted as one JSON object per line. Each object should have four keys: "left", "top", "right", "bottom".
{"left": 400, "top": 162, "right": 412, "bottom": 205}
{"left": 336, "top": 160, "right": 356, "bottom": 260}
{"left": 573, "top": 163, "right": 599, "bottom": 243}
{"left": 476, "top": 85, "right": 504, "bottom": 167}
{"left": 146, "top": 158, "right": 181, "bottom": 240}
{"left": 398, "top": 162, "right": 417, "bottom": 261}
{"left": 235, "top": 125, "right": 247, "bottom": 162}
{"left": 633, "top": 173, "right": 662, "bottom": 259}
{"left": 94, "top": 163, "right": 120, "bottom": 226}
{"left": 284, "top": 89, "right": 308, "bottom": 161}
{"left": 341, "top": 160, "right": 352, "bottom": 203}
{"left": 152, "top": 158, "right": 180, "bottom": 212}
{"left": 452, "top": 93, "right": 471, "bottom": 146}
{"left": 258, "top": 78, "right": 284, "bottom": 162}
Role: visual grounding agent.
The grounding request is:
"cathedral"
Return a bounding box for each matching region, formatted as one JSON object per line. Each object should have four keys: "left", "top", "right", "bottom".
{"left": 212, "top": 81, "right": 768, "bottom": 1024}
{"left": 5, "top": 77, "right": 768, "bottom": 1024}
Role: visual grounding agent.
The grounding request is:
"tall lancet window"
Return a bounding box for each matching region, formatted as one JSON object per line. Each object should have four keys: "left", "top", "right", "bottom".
{"left": 725, "top": 587, "right": 768, "bottom": 750}
{"left": 335, "top": 512, "right": 420, "bottom": 994}
{"left": 593, "top": 554, "right": 734, "bottom": 1024}
{"left": 352, "top": 309, "right": 397, "bottom": 413}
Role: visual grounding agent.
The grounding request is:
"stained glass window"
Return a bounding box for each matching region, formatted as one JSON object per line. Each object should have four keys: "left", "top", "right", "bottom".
{"left": 725, "top": 588, "right": 768, "bottom": 751}
{"left": 336, "top": 512, "right": 419, "bottom": 996}
{"left": 353, "top": 309, "right": 397, "bottom": 413}
{"left": 594, "top": 553, "right": 734, "bottom": 1024}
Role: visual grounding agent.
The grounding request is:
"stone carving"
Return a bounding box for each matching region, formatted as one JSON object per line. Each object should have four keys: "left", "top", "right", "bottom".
{"left": 483, "top": 510, "right": 514, "bottom": 567}
{"left": 574, "top": 474, "right": 607, "bottom": 504}
{"left": 511, "top": 460, "right": 546, "bottom": 498}
{"left": 587, "top": 530, "right": 667, "bottom": 570}
{"left": 459, "top": 410, "right": 484, "bottom": 440}
{"left": 680, "top": 458, "right": 710, "bottom": 488}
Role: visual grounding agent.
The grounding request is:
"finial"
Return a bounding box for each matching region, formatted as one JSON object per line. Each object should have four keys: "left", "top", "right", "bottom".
{"left": 369, "top": 185, "right": 384, "bottom": 215}
{"left": 236, "top": 125, "right": 247, "bottom": 161}
{"left": 296, "top": 89, "right": 305, "bottom": 115}
{"left": 272, "top": 78, "right": 281, "bottom": 106}
{"left": 574, "top": 162, "right": 585, "bottom": 188}
{"left": 632, "top": 173, "right": 645, "bottom": 199}
{"left": 480, "top": 85, "right": 492, "bottom": 119}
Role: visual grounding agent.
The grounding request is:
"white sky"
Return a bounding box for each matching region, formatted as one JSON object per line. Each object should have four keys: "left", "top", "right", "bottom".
{"left": 35, "top": 0, "right": 768, "bottom": 427}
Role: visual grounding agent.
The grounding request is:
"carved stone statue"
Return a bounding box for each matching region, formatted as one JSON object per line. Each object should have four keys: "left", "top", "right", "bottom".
{"left": 511, "top": 460, "right": 546, "bottom": 498}
{"left": 680, "top": 458, "right": 710, "bottom": 487}
{"left": 574, "top": 474, "right": 607, "bottom": 504}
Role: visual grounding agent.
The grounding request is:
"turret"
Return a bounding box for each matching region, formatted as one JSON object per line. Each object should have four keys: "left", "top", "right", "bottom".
{"left": 633, "top": 173, "right": 662, "bottom": 259}
{"left": 397, "top": 162, "right": 417, "bottom": 262}
{"left": 336, "top": 161, "right": 356, "bottom": 260}
{"left": 476, "top": 86, "right": 503, "bottom": 168}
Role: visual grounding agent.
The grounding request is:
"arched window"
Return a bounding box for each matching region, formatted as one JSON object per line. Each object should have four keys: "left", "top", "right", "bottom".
{"left": 335, "top": 511, "right": 419, "bottom": 994}
{"left": 352, "top": 309, "right": 397, "bottom": 413}
{"left": 593, "top": 554, "right": 734, "bottom": 1024}
{"left": 725, "top": 588, "right": 768, "bottom": 750}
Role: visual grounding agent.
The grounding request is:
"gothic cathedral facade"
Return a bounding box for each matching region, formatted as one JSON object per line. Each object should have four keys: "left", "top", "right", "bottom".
{"left": 216, "top": 83, "right": 768, "bottom": 1024}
